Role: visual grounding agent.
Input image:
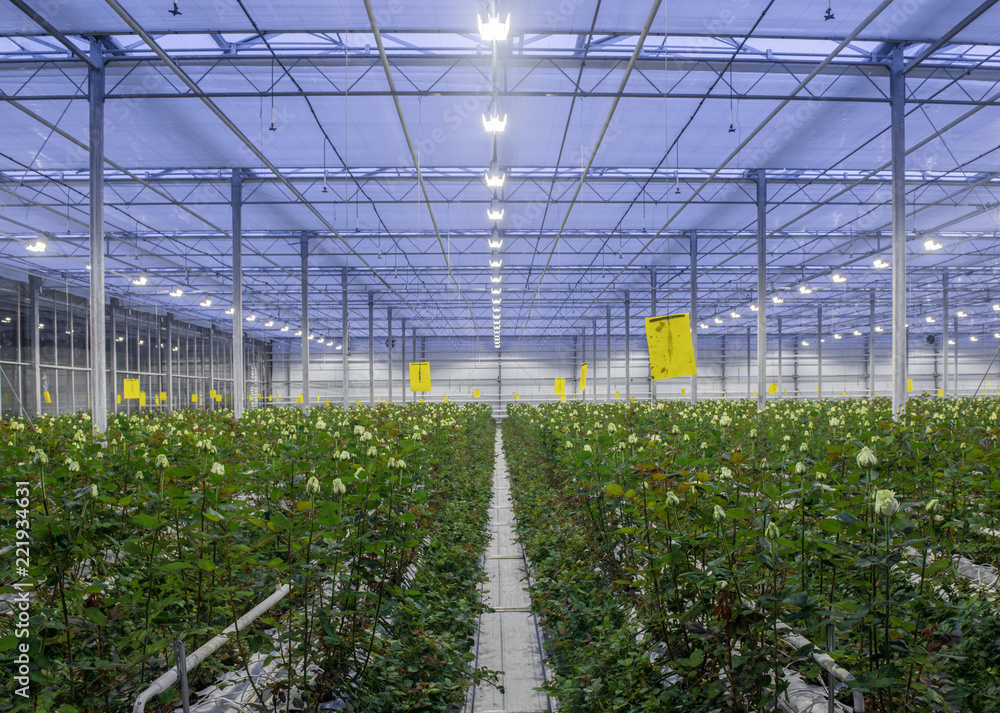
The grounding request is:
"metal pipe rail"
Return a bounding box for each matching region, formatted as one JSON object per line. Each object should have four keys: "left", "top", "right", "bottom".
{"left": 132, "top": 582, "right": 290, "bottom": 713}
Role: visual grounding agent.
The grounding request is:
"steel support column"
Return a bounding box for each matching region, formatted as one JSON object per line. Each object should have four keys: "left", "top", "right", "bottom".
{"left": 690, "top": 231, "right": 698, "bottom": 404}
{"left": 650, "top": 267, "right": 656, "bottom": 402}
{"left": 756, "top": 169, "right": 767, "bottom": 411}
{"left": 869, "top": 291, "right": 877, "bottom": 398}
{"left": 342, "top": 265, "right": 349, "bottom": 408}
{"left": 891, "top": 44, "right": 908, "bottom": 417}
{"left": 817, "top": 307, "right": 823, "bottom": 399}
{"left": 387, "top": 306, "right": 393, "bottom": 404}
{"left": 109, "top": 298, "right": 118, "bottom": 413}
{"left": 605, "top": 305, "right": 611, "bottom": 402}
{"left": 401, "top": 317, "right": 406, "bottom": 404}
{"left": 30, "top": 275, "right": 41, "bottom": 416}
{"left": 165, "top": 314, "right": 173, "bottom": 410}
{"left": 942, "top": 270, "right": 949, "bottom": 397}
{"left": 231, "top": 169, "right": 244, "bottom": 419}
{"left": 624, "top": 291, "right": 631, "bottom": 403}
{"left": 368, "top": 292, "right": 374, "bottom": 406}
{"left": 300, "top": 234, "right": 310, "bottom": 414}
{"left": 777, "top": 317, "right": 783, "bottom": 398}
{"left": 88, "top": 39, "right": 107, "bottom": 433}
{"left": 953, "top": 318, "right": 959, "bottom": 395}
{"left": 208, "top": 326, "right": 215, "bottom": 411}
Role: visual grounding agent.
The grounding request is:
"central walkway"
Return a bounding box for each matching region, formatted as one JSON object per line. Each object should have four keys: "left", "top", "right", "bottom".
{"left": 465, "top": 428, "right": 554, "bottom": 713}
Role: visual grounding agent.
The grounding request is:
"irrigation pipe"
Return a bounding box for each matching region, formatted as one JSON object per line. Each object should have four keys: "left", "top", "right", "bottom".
{"left": 132, "top": 582, "right": 291, "bottom": 713}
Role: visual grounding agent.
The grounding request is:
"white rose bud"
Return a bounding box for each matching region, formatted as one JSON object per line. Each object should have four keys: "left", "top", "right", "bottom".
{"left": 331, "top": 478, "right": 346, "bottom": 495}
{"left": 306, "top": 476, "right": 321, "bottom": 494}
{"left": 713, "top": 504, "right": 727, "bottom": 524}
{"left": 156, "top": 453, "right": 169, "bottom": 469}
{"left": 765, "top": 521, "right": 780, "bottom": 542}
{"left": 210, "top": 462, "right": 225, "bottom": 476}
{"left": 874, "top": 489, "right": 899, "bottom": 517}
{"left": 856, "top": 446, "right": 878, "bottom": 468}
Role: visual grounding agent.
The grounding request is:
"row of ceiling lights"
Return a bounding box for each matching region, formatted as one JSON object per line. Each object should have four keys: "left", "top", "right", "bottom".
{"left": 479, "top": 6, "right": 509, "bottom": 350}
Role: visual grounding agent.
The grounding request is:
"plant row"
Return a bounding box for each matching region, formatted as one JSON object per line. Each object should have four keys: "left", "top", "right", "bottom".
{"left": 502, "top": 398, "right": 1000, "bottom": 713}
{"left": 0, "top": 402, "right": 497, "bottom": 713}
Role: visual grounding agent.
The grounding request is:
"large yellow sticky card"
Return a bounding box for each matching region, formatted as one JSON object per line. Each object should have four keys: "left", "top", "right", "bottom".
{"left": 579, "top": 363, "right": 587, "bottom": 392}
{"left": 645, "top": 314, "right": 697, "bottom": 380}
{"left": 139, "top": 391, "right": 146, "bottom": 406}
{"left": 615, "top": 391, "right": 620, "bottom": 398}
{"left": 767, "top": 383, "right": 778, "bottom": 395}
{"left": 907, "top": 379, "right": 914, "bottom": 393}
{"left": 409, "top": 362, "right": 431, "bottom": 392}
{"left": 123, "top": 379, "right": 140, "bottom": 399}
{"left": 191, "top": 394, "right": 199, "bottom": 403}
{"left": 554, "top": 378, "right": 565, "bottom": 396}
{"left": 560, "top": 395, "right": 566, "bottom": 403}
{"left": 43, "top": 391, "right": 51, "bottom": 403}
{"left": 116, "top": 394, "right": 122, "bottom": 404}
{"left": 159, "top": 391, "right": 167, "bottom": 401}
{"left": 444, "top": 396, "right": 449, "bottom": 403}
{"left": 474, "top": 390, "right": 481, "bottom": 398}
{"left": 296, "top": 394, "right": 303, "bottom": 404}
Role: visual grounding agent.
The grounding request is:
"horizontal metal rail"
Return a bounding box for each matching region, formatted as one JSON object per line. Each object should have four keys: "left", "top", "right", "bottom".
{"left": 132, "top": 582, "right": 290, "bottom": 713}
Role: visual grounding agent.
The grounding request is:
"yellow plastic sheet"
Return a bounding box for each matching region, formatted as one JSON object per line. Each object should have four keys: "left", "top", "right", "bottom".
{"left": 409, "top": 362, "right": 431, "bottom": 392}
{"left": 474, "top": 390, "right": 480, "bottom": 398}
{"left": 191, "top": 394, "right": 199, "bottom": 403}
{"left": 159, "top": 391, "right": 167, "bottom": 401}
{"left": 116, "top": 394, "right": 121, "bottom": 404}
{"left": 938, "top": 389, "right": 944, "bottom": 397}
{"left": 43, "top": 391, "right": 51, "bottom": 404}
{"left": 444, "top": 396, "right": 449, "bottom": 403}
{"left": 579, "top": 363, "right": 588, "bottom": 392}
{"left": 907, "top": 379, "right": 914, "bottom": 393}
{"left": 560, "top": 395, "right": 566, "bottom": 403}
{"left": 615, "top": 391, "right": 620, "bottom": 398}
{"left": 767, "top": 383, "right": 778, "bottom": 395}
{"left": 123, "top": 379, "right": 140, "bottom": 399}
{"left": 645, "top": 314, "right": 697, "bottom": 380}
{"left": 554, "top": 378, "right": 565, "bottom": 395}
{"left": 138, "top": 392, "right": 146, "bottom": 406}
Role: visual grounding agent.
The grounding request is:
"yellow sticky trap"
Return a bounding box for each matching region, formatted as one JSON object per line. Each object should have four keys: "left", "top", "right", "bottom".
{"left": 325, "top": 400, "right": 330, "bottom": 406}
{"left": 784, "top": 389, "right": 787, "bottom": 395}
{"left": 560, "top": 395, "right": 566, "bottom": 403}
{"left": 554, "top": 378, "right": 565, "bottom": 395}
{"left": 579, "top": 363, "right": 588, "bottom": 392}
{"left": 645, "top": 314, "right": 697, "bottom": 380}
{"left": 296, "top": 395, "right": 303, "bottom": 404}
{"left": 767, "top": 383, "right": 778, "bottom": 395}
{"left": 409, "top": 362, "right": 431, "bottom": 392}
{"left": 474, "top": 390, "right": 481, "bottom": 398}
{"left": 816, "top": 385, "right": 820, "bottom": 392}
{"left": 139, "top": 391, "right": 146, "bottom": 406}
{"left": 938, "top": 389, "right": 943, "bottom": 397}
{"left": 907, "top": 379, "right": 914, "bottom": 393}
{"left": 116, "top": 394, "right": 121, "bottom": 404}
{"left": 615, "top": 391, "right": 620, "bottom": 398}
{"left": 754, "top": 391, "right": 757, "bottom": 398}
{"left": 444, "top": 396, "right": 449, "bottom": 403}
{"left": 419, "top": 398, "right": 424, "bottom": 403}
{"left": 356, "top": 399, "right": 362, "bottom": 406}
{"left": 630, "top": 396, "right": 635, "bottom": 403}
{"left": 268, "top": 395, "right": 273, "bottom": 402}
{"left": 842, "top": 391, "right": 846, "bottom": 397}
{"left": 318, "top": 395, "right": 322, "bottom": 402}
{"left": 216, "top": 395, "right": 222, "bottom": 403}
{"left": 226, "top": 395, "right": 231, "bottom": 403}
{"left": 43, "top": 391, "right": 51, "bottom": 403}
{"left": 681, "top": 389, "right": 686, "bottom": 395}
{"left": 159, "top": 391, "right": 167, "bottom": 401}
{"left": 210, "top": 389, "right": 217, "bottom": 398}
{"left": 191, "top": 394, "right": 199, "bottom": 403}
{"left": 123, "top": 379, "right": 140, "bottom": 399}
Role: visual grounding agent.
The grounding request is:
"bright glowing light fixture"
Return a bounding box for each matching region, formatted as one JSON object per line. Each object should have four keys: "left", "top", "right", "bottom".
{"left": 335, "top": 343, "right": 342, "bottom": 350}
{"left": 874, "top": 258, "right": 889, "bottom": 269}
{"left": 948, "top": 339, "right": 956, "bottom": 345}
{"left": 957, "top": 310, "right": 968, "bottom": 317}
{"left": 294, "top": 330, "right": 302, "bottom": 336}
{"left": 280, "top": 325, "right": 290, "bottom": 332}
{"left": 834, "top": 334, "right": 842, "bottom": 339}
{"left": 832, "top": 273, "right": 847, "bottom": 283}
{"left": 169, "top": 287, "right": 184, "bottom": 298}
{"left": 26, "top": 239, "right": 47, "bottom": 253}
{"left": 802, "top": 340, "right": 810, "bottom": 346}
{"left": 730, "top": 311, "right": 741, "bottom": 319}
{"left": 477, "top": 12, "right": 510, "bottom": 41}
{"left": 482, "top": 101, "right": 507, "bottom": 133}
{"left": 492, "top": 298, "right": 502, "bottom": 305}
{"left": 265, "top": 320, "right": 274, "bottom": 327}
{"left": 246, "top": 313, "right": 257, "bottom": 322}
{"left": 308, "top": 333, "right": 315, "bottom": 340}
{"left": 491, "top": 288, "right": 501, "bottom": 295}
{"left": 132, "top": 275, "right": 148, "bottom": 286}
{"left": 925, "top": 316, "right": 936, "bottom": 323}
{"left": 487, "top": 198, "right": 504, "bottom": 221}
{"left": 799, "top": 285, "right": 812, "bottom": 295}
{"left": 971, "top": 335, "right": 979, "bottom": 342}
{"left": 488, "top": 237, "right": 503, "bottom": 250}
{"left": 772, "top": 295, "right": 784, "bottom": 304}
{"left": 224, "top": 307, "right": 234, "bottom": 315}
{"left": 485, "top": 160, "right": 506, "bottom": 188}
{"left": 924, "top": 239, "right": 943, "bottom": 251}
{"left": 489, "top": 259, "right": 502, "bottom": 268}
{"left": 200, "top": 299, "right": 213, "bottom": 307}
{"left": 854, "top": 329, "right": 863, "bottom": 336}
{"left": 714, "top": 317, "right": 724, "bottom": 324}
{"left": 491, "top": 276, "right": 502, "bottom": 283}
{"left": 875, "top": 325, "right": 884, "bottom": 332}
{"left": 749, "top": 304, "right": 758, "bottom": 312}
{"left": 699, "top": 322, "right": 709, "bottom": 329}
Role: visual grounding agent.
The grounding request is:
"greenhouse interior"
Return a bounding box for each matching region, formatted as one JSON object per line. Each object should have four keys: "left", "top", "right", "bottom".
{"left": 2, "top": 0, "right": 1000, "bottom": 711}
